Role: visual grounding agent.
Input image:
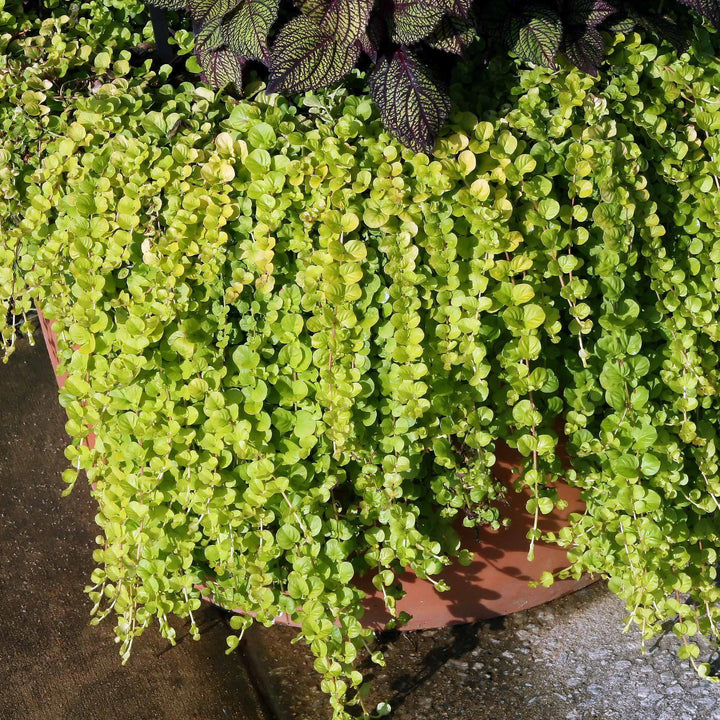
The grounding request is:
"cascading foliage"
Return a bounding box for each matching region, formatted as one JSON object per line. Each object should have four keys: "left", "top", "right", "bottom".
{"left": 146, "top": 0, "right": 720, "bottom": 150}
{"left": 2, "top": 1, "right": 720, "bottom": 718}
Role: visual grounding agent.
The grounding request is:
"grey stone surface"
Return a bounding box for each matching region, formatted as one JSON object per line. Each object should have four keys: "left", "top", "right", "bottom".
{"left": 247, "top": 582, "right": 720, "bottom": 719}
{"left": 371, "top": 582, "right": 720, "bottom": 720}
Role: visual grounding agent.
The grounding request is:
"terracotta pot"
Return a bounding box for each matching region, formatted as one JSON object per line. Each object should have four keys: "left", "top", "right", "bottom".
{"left": 37, "top": 311, "right": 594, "bottom": 630}
{"left": 37, "top": 310, "right": 65, "bottom": 387}
{"left": 356, "top": 452, "right": 595, "bottom": 630}
{"left": 38, "top": 311, "right": 96, "bottom": 449}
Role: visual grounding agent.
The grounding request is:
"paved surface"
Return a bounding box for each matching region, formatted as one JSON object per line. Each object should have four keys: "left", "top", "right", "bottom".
{"left": 246, "top": 580, "right": 720, "bottom": 720}
{"left": 2, "top": 333, "right": 720, "bottom": 720}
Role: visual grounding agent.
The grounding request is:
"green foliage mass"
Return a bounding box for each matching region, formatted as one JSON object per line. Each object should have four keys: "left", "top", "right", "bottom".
{"left": 0, "top": 0, "right": 152, "bottom": 347}
{"left": 3, "top": 1, "right": 720, "bottom": 716}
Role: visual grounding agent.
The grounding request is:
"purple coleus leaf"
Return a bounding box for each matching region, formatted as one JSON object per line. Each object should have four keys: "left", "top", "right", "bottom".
{"left": 268, "top": 15, "right": 361, "bottom": 92}
{"left": 677, "top": 0, "right": 720, "bottom": 27}
{"left": 562, "top": 0, "right": 617, "bottom": 27}
{"left": 505, "top": 4, "right": 563, "bottom": 67}
{"left": 392, "top": 0, "right": 447, "bottom": 44}
{"left": 197, "top": 45, "right": 247, "bottom": 91}
{"left": 144, "top": 0, "right": 720, "bottom": 153}
{"left": 560, "top": 0, "right": 617, "bottom": 74}
{"left": 563, "top": 26, "right": 605, "bottom": 75}
{"left": 192, "top": 0, "right": 244, "bottom": 27}
{"left": 427, "top": 13, "right": 477, "bottom": 56}
{"left": 369, "top": 48, "right": 451, "bottom": 153}
{"left": 295, "top": 0, "right": 375, "bottom": 43}
{"left": 445, "top": 0, "right": 473, "bottom": 20}
{"left": 221, "top": 0, "right": 280, "bottom": 61}
{"left": 146, "top": 0, "right": 187, "bottom": 8}
{"left": 358, "top": 9, "right": 386, "bottom": 62}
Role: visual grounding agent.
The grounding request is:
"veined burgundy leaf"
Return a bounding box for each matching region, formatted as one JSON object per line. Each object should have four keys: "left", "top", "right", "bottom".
{"left": 677, "top": 0, "right": 720, "bottom": 27}
{"left": 605, "top": 14, "right": 634, "bottom": 33}
{"left": 268, "top": 15, "right": 360, "bottom": 92}
{"left": 194, "top": 17, "right": 226, "bottom": 56}
{"left": 296, "top": 0, "right": 375, "bottom": 42}
{"left": 369, "top": 48, "right": 451, "bottom": 153}
{"left": 562, "top": 0, "right": 617, "bottom": 28}
{"left": 197, "top": 45, "right": 247, "bottom": 90}
{"left": 392, "top": 0, "right": 446, "bottom": 44}
{"left": 563, "top": 26, "right": 605, "bottom": 75}
{"left": 147, "top": 0, "right": 187, "bottom": 8}
{"left": 144, "top": 0, "right": 720, "bottom": 151}
{"left": 190, "top": 0, "right": 244, "bottom": 24}
{"left": 505, "top": 5, "right": 563, "bottom": 67}
{"left": 358, "top": 9, "right": 387, "bottom": 62}
{"left": 444, "top": 0, "right": 473, "bottom": 20}
{"left": 359, "top": 31, "right": 378, "bottom": 61}
{"left": 189, "top": 0, "right": 243, "bottom": 56}
{"left": 427, "top": 13, "right": 477, "bottom": 55}
{"left": 221, "top": 0, "right": 280, "bottom": 61}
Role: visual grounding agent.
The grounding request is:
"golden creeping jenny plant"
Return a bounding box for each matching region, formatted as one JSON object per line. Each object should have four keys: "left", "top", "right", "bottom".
{"left": 2, "top": 1, "right": 720, "bottom": 716}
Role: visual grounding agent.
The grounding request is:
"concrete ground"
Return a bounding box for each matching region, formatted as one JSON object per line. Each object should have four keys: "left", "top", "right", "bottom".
{"left": 246, "top": 581, "right": 720, "bottom": 720}
{"left": 2, "top": 333, "right": 720, "bottom": 720}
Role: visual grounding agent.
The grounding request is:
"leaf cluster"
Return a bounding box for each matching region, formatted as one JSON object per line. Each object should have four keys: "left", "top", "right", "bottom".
{"left": 3, "top": 2, "right": 720, "bottom": 717}
{"left": 147, "top": 0, "right": 720, "bottom": 151}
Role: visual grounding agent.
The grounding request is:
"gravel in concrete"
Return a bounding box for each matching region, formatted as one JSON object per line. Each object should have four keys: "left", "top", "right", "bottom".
{"left": 247, "top": 581, "right": 720, "bottom": 719}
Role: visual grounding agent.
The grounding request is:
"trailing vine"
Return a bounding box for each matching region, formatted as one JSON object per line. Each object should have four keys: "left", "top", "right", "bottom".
{"left": 2, "top": 1, "right": 720, "bottom": 717}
